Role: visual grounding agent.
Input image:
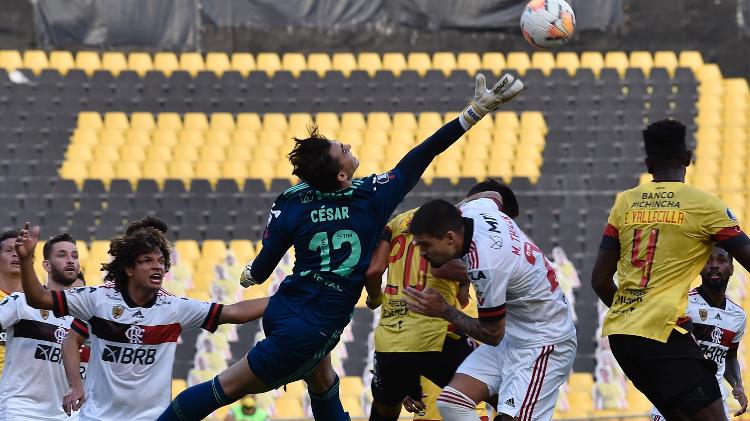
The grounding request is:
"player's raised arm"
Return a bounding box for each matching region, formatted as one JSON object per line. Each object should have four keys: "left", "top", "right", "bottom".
{"left": 390, "top": 73, "right": 523, "bottom": 193}
{"left": 14, "top": 223, "right": 54, "bottom": 310}
{"left": 219, "top": 297, "right": 270, "bottom": 324}
{"left": 364, "top": 236, "right": 390, "bottom": 310}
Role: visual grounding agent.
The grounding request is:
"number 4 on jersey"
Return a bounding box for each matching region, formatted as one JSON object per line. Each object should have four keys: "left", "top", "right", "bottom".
{"left": 631, "top": 228, "right": 659, "bottom": 287}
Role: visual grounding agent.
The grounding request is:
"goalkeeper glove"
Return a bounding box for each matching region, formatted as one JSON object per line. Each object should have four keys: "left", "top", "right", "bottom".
{"left": 461, "top": 73, "right": 524, "bottom": 126}
{"left": 239, "top": 261, "right": 260, "bottom": 288}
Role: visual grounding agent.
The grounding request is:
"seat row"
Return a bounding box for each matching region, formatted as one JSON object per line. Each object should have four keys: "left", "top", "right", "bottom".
{"left": 0, "top": 49, "right": 705, "bottom": 78}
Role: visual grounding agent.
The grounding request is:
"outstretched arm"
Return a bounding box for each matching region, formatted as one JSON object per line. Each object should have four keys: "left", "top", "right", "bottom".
{"left": 392, "top": 73, "right": 524, "bottom": 193}
{"left": 219, "top": 297, "right": 269, "bottom": 325}
{"left": 14, "top": 223, "right": 54, "bottom": 310}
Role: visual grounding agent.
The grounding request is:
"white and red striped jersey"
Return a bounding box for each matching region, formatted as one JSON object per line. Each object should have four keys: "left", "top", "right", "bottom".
{"left": 458, "top": 198, "right": 576, "bottom": 348}
{"left": 687, "top": 287, "right": 744, "bottom": 393}
{"left": 51, "top": 285, "right": 223, "bottom": 421}
{"left": 0, "top": 292, "right": 87, "bottom": 420}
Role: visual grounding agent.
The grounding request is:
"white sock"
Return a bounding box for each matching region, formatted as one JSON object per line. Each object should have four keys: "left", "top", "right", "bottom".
{"left": 436, "top": 386, "right": 481, "bottom": 421}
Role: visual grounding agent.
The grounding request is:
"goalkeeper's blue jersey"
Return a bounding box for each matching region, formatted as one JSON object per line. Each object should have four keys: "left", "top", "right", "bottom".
{"left": 259, "top": 171, "right": 408, "bottom": 329}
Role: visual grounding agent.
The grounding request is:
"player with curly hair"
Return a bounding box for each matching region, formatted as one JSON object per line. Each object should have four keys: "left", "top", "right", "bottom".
{"left": 15, "top": 217, "right": 269, "bottom": 421}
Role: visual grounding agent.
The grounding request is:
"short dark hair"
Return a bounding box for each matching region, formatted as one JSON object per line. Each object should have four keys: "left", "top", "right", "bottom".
{"left": 102, "top": 216, "right": 171, "bottom": 292}
{"left": 410, "top": 199, "right": 463, "bottom": 238}
{"left": 287, "top": 125, "right": 341, "bottom": 192}
{"left": 715, "top": 244, "right": 733, "bottom": 263}
{"left": 643, "top": 119, "right": 687, "bottom": 163}
{"left": 0, "top": 231, "right": 17, "bottom": 244}
{"left": 466, "top": 178, "right": 520, "bottom": 219}
{"left": 43, "top": 233, "right": 77, "bottom": 260}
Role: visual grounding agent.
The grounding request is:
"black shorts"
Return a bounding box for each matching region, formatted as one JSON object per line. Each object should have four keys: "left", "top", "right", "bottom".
{"left": 609, "top": 330, "right": 721, "bottom": 416}
{"left": 371, "top": 335, "right": 476, "bottom": 406}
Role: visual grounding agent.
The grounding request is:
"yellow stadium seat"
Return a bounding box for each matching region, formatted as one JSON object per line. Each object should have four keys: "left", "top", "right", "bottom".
{"left": 231, "top": 130, "right": 258, "bottom": 148}
{"left": 357, "top": 52, "right": 382, "bottom": 77}
{"left": 315, "top": 112, "right": 340, "bottom": 133}
{"left": 262, "top": 113, "right": 288, "bottom": 131}
{"left": 101, "top": 52, "right": 127, "bottom": 76}
{"left": 195, "top": 161, "right": 221, "bottom": 181}
{"left": 146, "top": 144, "right": 173, "bottom": 161}
{"left": 104, "top": 112, "right": 129, "bottom": 130}
{"left": 74, "top": 51, "right": 101, "bottom": 76}
{"left": 119, "top": 145, "right": 146, "bottom": 162}
{"left": 49, "top": 51, "right": 74, "bottom": 75}
{"left": 653, "top": 51, "right": 678, "bottom": 76}
{"left": 418, "top": 112, "right": 443, "bottom": 131}
{"left": 204, "top": 52, "right": 230, "bottom": 76}
{"left": 221, "top": 161, "right": 247, "bottom": 181}
{"left": 94, "top": 144, "right": 120, "bottom": 162}
{"left": 495, "top": 112, "right": 519, "bottom": 130}
{"left": 209, "top": 113, "right": 235, "bottom": 131}
{"left": 202, "top": 240, "right": 227, "bottom": 261}
{"left": 236, "top": 113, "right": 262, "bottom": 131}
{"left": 341, "top": 112, "right": 366, "bottom": 130}
{"left": 629, "top": 51, "right": 653, "bottom": 76}
{"left": 433, "top": 52, "right": 457, "bottom": 76}
{"left": 0, "top": 50, "right": 22, "bottom": 71}
{"left": 154, "top": 52, "right": 179, "bottom": 76}
{"left": 230, "top": 240, "right": 255, "bottom": 262}
{"left": 342, "top": 397, "right": 364, "bottom": 417}
{"left": 288, "top": 112, "right": 312, "bottom": 130}
{"left": 359, "top": 143, "right": 385, "bottom": 161}
{"left": 258, "top": 130, "right": 285, "bottom": 146}
{"left": 580, "top": 51, "right": 604, "bottom": 77}
{"left": 128, "top": 52, "right": 154, "bottom": 77}
{"left": 531, "top": 51, "right": 555, "bottom": 76}
{"left": 23, "top": 50, "right": 49, "bottom": 75}
{"left": 168, "top": 161, "right": 194, "bottom": 180}
{"left": 679, "top": 51, "right": 704, "bottom": 71}
{"left": 392, "top": 112, "right": 417, "bottom": 130}
{"left": 281, "top": 53, "right": 307, "bottom": 77}
{"left": 158, "top": 113, "right": 183, "bottom": 130}
{"left": 307, "top": 53, "right": 332, "bottom": 77}
{"left": 456, "top": 52, "right": 482, "bottom": 76}
{"left": 173, "top": 145, "right": 199, "bottom": 162}
{"left": 175, "top": 240, "right": 200, "bottom": 262}
{"left": 332, "top": 53, "right": 357, "bottom": 77}
{"left": 205, "top": 130, "right": 231, "bottom": 147}
{"left": 273, "top": 398, "right": 304, "bottom": 418}
{"left": 604, "top": 51, "right": 629, "bottom": 77}
{"left": 407, "top": 52, "right": 432, "bottom": 76}
{"left": 130, "top": 112, "right": 156, "bottom": 131}
{"left": 382, "top": 53, "right": 407, "bottom": 77}
{"left": 183, "top": 113, "right": 209, "bottom": 131}
{"left": 506, "top": 52, "right": 530, "bottom": 75}
{"left": 482, "top": 53, "right": 506, "bottom": 76}
{"left": 70, "top": 130, "right": 98, "bottom": 147}
{"left": 256, "top": 52, "right": 281, "bottom": 76}
{"left": 179, "top": 52, "right": 205, "bottom": 76}
{"left": 487, "top": 160, "right": 513, "bottom": 180}
{"left": 99, "top": 129, "right": 125, "bottom": 147}
{"left": 247, "top": 161, "right": 274, "bottom": 181}
{"left": 59, "top": 161, "right": 87, "bottom": 184}
{"left": 114, "top": 162, "right": 141, "bottom": 181}
{"left": 65, "top": 144, "right": 93, "bottom": 162}
{"left": 171, "top": 379, "right": 187, "bottom": 399}
{"left": 230, "top": 53, "right": 255, "bottom": 76}
{"left": 367, "top": 112, "right": 392, "bottom": 131}
{"left": 88, "top": 161, "right": 115, "bottom": 183}
{"left": 78, "top": 112, "right": 103, "bottom": 130}
{"left": 520, "top": 112, "right": 547, "bottom": 133}
{"left": 555, "top": 51, "right": 580, "bottom": 76}
{"left": 199, "top": 145, "right": 225, "bottom": 162}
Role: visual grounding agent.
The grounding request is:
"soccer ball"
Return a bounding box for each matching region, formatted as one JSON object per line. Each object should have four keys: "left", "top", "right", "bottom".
{"left": 520, "top": 0, "right": 576, "bottom": 49}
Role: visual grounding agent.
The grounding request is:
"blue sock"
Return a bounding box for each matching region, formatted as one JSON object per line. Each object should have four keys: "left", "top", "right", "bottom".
{"left": 309, "top": 375, "right": 350, "bottom": 421}
{"left": 157, "top": 376, "right": 234, "bottom": 421}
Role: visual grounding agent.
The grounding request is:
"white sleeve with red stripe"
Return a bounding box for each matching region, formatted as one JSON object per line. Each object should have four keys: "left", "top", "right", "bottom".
{"left": 467, "top": 247, "right": 513, "bottom": 322}
{"left": 52, "top": 287, "right": 97, "bottom": 320}
{"left": 175, "top": 298, "right": 224, "bottom": 332}
{"left": 734, "top": 310, "right": 746, "bottom": 345}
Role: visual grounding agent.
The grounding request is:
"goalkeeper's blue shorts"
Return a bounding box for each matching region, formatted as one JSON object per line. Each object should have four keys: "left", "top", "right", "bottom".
{"left": 247, "top": 298, "right": 343, "bottom": 389}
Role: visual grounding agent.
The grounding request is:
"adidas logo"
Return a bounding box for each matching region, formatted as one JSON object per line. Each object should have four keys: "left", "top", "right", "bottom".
{"left": 132, "top": 310, "right": 144, "bottom": 319}
{"left": 504, "top": 398, "right": 515, "bottom": 408}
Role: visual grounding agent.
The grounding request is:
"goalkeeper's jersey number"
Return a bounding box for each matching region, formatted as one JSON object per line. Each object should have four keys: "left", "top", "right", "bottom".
{"left": 301, "top": 229, "right": 362, "bottom": 277}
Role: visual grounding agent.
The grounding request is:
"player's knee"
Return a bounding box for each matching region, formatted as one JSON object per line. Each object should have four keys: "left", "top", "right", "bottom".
{"left": 437, "top": 386, "right": 478, "bottom": 420}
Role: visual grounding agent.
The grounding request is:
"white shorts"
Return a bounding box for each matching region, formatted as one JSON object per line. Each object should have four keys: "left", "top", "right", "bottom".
{"left": 455, "top": 336, "right": 576, "bottom": 421}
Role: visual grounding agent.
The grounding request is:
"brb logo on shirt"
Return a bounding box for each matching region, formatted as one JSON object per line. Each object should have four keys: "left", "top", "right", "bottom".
{"left": 125, "top": 325, "right": 144, "bottom": 344}
{"left": 102, "top": 345, "right": 156, "bottom": 365}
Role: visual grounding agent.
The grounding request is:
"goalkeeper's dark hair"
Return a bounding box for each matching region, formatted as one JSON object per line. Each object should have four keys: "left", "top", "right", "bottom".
{"left": 466, "top": 178, "right": 520, "bottom": 219}
{"left": 409, "top": 199, "right": 464, "bottom": 238}
{"left": 43, "top": 232, "right": 76, "bottom": 260}
{"left": 643, "top": 119, "right": 687, "bottom": 164}
{"left": 102, "top": 216, "right": 171, "bottom": 292}
{"left": 287, "top": 125, "right": 341, "bottom": 192}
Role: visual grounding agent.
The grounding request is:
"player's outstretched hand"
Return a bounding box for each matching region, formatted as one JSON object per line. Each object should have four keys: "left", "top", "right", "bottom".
{"left": 733, "top": 385, "right": 747, "bottom": 416}
{"left": 62, "top": 383, "right": 86, "bottom": 416}
{"left": 239, "top": 260, "right": 259, "bottom": 288}
{"left": 403, "top": 287, "right": 449, "bottom": 318}
{"left": 461, "top": 73, "right": 524, "bottom": 126}
{"left": 14, "top": 222, "right": 39, "bottom": 260}
{"left": 402, "top": 393, "right": 427, "bottom": 415}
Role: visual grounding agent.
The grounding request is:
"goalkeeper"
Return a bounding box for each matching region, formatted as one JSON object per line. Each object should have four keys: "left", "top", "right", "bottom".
{"left": 158, "top": 73, "right": 523, "bottom": 421}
